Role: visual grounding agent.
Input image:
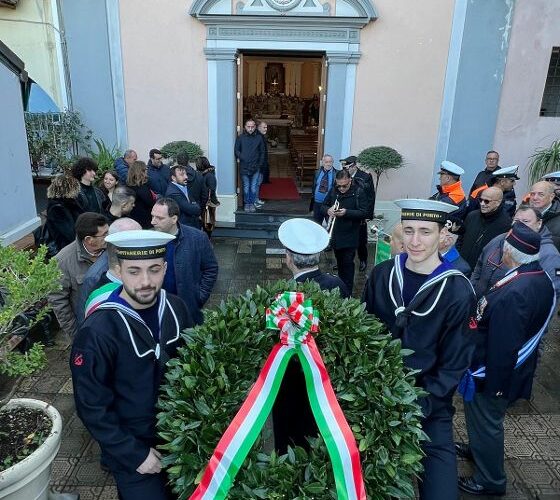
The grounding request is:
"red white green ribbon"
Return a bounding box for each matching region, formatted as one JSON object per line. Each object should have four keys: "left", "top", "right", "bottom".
{"left": 190, "top": 292, "right": 366, "bottom": 500}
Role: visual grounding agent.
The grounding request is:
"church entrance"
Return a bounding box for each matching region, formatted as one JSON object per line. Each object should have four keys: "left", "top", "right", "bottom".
{"left": 236, "top": 51, "right": 327, "bottom": 215}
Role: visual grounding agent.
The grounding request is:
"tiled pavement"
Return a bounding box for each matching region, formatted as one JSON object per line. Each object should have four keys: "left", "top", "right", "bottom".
{"left": 14, "top": 237, "right": 560, "bottom": 499}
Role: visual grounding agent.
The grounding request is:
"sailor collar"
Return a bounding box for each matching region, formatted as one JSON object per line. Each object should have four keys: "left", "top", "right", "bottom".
{"left": 97, "top": 287, "right": 180, "bottom": 360}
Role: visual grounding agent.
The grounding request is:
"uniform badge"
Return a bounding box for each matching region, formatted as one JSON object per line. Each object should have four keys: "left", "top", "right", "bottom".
{"left": 476, "top": 296, "right": 488, "bottom": 323}
{"left": 73, "top": 353, "right": 84, "bottom": 367}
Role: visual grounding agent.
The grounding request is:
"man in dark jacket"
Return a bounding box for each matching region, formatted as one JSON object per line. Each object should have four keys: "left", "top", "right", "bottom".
{"left": 257, "top": 120, "right": 270, "bottom": 186}
{"left": 147, "top": 148, "right": 170, "bottom": 196}
{"left": 175, "top": 152, "right": 208, "bottom": 210}
{"left": 165, "top": 165, "right": 202, "bottom": 228}
{"left": 528, "top": 180, "right": 560, "bottom": 250}
{"left": 457, "top": 223, "right": 555, "bottom": 497}
{"left": 151, "top": 198, "right": 218, "bottom": 325}
{"left": 114, "top": 149, "right": 138, "bottom": 183}
{"left": 341, "top": 155, "right": 375, "bottom": 271}
{"left": 71, "top": 229, "right": 193, "bottom": 500}
{"left": 458, "top": 187, "right": 512, "bottom": 270}
{"left": 234, "top": 119, "right": 264, "bottom": 212}
{"left": 469, "top": 151, "right": 500, "bottom": 194}
{"left": 321, "top": 169, "right": 368, "bottom": 293}
{"left": 471, "top": 206, "right": 560, "bottom": 299}
{"left": 363, "top": 198, "right": 477, "bottom": 500}
{"left": 468, "top": 165, "right": 518, "bottom": 218}
{"left": 72, "top": 157, "right": 107, "bottom": 213}
{"left": 273, "top": 218, "right": 349, "bottom": 453}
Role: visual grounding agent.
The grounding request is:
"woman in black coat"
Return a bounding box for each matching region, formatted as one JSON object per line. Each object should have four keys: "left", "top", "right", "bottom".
{"left": 126, "top": 161, "right": 155, "bottom": 229}
{"left": 196, "top": 156, "right": 220, "bottom": 237}
{"left": 45, "top": 174, "right": 85, "bottom": 252}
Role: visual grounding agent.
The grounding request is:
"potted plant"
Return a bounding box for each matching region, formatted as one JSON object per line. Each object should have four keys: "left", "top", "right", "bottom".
{"left": 158, "top": 281, "right": 425, "bottom": 498}
{"left": 0, "top": 245, "right": 62, "bottom": 500}
{"left": 357, "top": 146, "right": 405, "bottom": 205}
{"left": 160, "top": 141, "right": 204, "bottom": 164}
{"left": 89, "top": 138, "right": 122, "bottom": 178}
{"left": 527, "top": 138, "right": 560, "bottom": 184}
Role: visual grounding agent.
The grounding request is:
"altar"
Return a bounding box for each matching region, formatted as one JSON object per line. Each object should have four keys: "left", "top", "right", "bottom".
{"left": 263, "top": 117, "right": 293, "bottom": 146}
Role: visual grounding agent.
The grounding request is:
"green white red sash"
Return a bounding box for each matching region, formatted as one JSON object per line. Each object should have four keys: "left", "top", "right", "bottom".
{"left": 190, "top": 292, "right": 366, "bottom": 500}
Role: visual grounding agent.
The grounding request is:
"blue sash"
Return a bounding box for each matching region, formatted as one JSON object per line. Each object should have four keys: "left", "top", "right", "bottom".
{"left": 458, "top": 272, "right": 556, "bottom": 401}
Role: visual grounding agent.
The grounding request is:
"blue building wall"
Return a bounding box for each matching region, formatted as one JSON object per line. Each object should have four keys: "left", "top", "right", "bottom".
{"left": 60, "top": 0, "right": 119, "bottom": 150}
{"left": 434, "top": 0, "right": 515, "bottom": 192}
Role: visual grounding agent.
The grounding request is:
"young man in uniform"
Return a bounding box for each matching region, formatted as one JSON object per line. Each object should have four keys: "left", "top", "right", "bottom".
{"left": 362, "top": 199, "right": 477, "bottom": 500}
{"left": 70, "top": 230, "right": 193, "bottom": 499}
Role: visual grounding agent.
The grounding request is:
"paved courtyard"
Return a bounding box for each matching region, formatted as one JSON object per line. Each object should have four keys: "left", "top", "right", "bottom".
{"left": 14, "top": 237, "right": 560, "bottom": 499}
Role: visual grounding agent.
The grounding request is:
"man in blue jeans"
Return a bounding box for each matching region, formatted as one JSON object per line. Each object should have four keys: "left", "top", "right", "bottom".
{"left": 235, "top": 119, "right": 265, "bottom": 212}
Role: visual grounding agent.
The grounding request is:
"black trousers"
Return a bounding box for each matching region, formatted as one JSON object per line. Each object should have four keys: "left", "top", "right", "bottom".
{"left": 113, "top": 469, "right": 172, "bottom": 500}
{"left": 272, "top": 358, "right": 318, "bottom": 453}
{"left": 357, "top": 222, "right": 368, "bottom": 264}
{"left": 312, "top": 202, "right": 325, "bottom": 225}
{"left": 418, "top": 402, "right": 459, "bottom": 500}
{"left": 464, "top": 392, "right": 509, "bottom": 493}
{"left": 334, "top": 247, "right": 356, "bottom": 294}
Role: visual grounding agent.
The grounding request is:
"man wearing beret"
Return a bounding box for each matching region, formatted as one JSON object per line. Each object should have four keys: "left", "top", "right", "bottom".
{"left": 363, "top": 199, "right": 477, "bottom": 500}
{"left": 70, "top": 230, "right": 194, "bottom": 499}
{"left": 457, "top": 222, "right": 555, "bottom": 496}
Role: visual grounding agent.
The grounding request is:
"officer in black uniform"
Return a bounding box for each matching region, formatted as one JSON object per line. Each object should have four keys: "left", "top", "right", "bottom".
{"left": 362, "top": 199, "right": 477, "bottom": 500}
{"left": 341, "top": 156, "right": 375, "bottom": 272}
{"left": 272, "top": 218, "right": 349, "bottom": 453}
{"left": 457, "top": 222, "right": 555, "bottom": 496}
{"left": 322, "top": 169, "right": 368, "bottom": 294}
{"left": 71, "top": 230, "right": 193, "bottom": 500}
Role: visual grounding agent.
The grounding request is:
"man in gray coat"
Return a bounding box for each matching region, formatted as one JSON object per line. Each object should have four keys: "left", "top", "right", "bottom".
{"left": 470, "top": 205, "right": 560, "bottom": 299}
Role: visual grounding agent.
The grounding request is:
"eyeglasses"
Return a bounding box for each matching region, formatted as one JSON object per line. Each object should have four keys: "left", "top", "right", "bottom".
{"left": 479, "top": 198, "right": 498, "bottom": 205}
{"left": 336, "top": 182, "right": 351, "bottom": 190}
{"left": 486, "top": 157, "right": 499, "bottom": 161}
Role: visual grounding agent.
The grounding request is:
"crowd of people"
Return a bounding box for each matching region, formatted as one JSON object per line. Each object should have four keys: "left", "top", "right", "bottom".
{"left": 37, "top": 140, "right": 560, "bottom": 499}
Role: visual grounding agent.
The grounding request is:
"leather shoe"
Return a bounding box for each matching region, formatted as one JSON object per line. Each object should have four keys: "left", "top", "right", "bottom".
{"left": 455, "top": 441, "right": 473, "bottom": 460}
{"left": 359, "top": 261, "right": 367, "bottom": 272}
{"left": 458, "top": 476, "right": 505, "bottom": 496}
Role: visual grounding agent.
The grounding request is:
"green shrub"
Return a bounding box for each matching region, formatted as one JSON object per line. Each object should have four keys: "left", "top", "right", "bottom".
{"left": 160, "top": 141, "right": 204, "bottom": 164}
{"left": 527, "top": 139, "right": 560, "bottom": 184}
{"left": 157, "top": 280, "right": 425, "bottom": 499}
{"left": 358, "top": 146, "right": 405, "bottom": 194}
{"left": 90, "top": 139, "right": 122, "bottom": 178}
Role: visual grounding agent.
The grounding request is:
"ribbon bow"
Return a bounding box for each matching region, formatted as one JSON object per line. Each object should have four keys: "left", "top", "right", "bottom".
{"left": 190, "top": 292, "right": 366, "bottom": 500}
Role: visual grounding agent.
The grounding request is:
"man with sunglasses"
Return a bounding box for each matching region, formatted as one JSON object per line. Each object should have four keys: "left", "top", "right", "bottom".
{"left": 321, "top": 169, "right": 368, "bottom": 293}
{"left": 458, "top": 187, "right": 512, "bottom": 270}
{"left": 470, "top": 206, "right": 560, "bottom": 299}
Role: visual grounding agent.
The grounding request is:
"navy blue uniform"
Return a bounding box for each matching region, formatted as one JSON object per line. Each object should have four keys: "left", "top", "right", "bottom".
{"left": 363, "top": 254, "right": 477, "bottom": 500}
{"left": 464, "top": 262, "right": 554, "bottom": 492}
{"left": 443, "top": 246, "right": 472, "bottom": 276}
{"left": 71, "top": 289, "right": 193, "bottom": 500}
{"left": 272, "top": 268, "right": 350, "bottom": 453}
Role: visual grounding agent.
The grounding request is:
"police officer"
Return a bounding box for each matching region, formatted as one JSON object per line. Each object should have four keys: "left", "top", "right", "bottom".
{"left": 542, "top": 170, "right": 560, "bottom": 198}
{"left": 340, "top": 155, "right": 375, "bottom": 271}
{"left": 272, "top": 218, "right": 350, "bottom": 453}
{"left": 431, "top": 161, "right": 467, "bottom": 223}
{"left": 457, "top": 222, "right": 555, "bottom": 496}
{"left": 322, "top": 169, "right": 368, "bottom": 293}
{"left": 71, "top": 230, "right": 193, "bottom": 499}
{"left": 362, "top": 199, "right": 477, "bottom": 500}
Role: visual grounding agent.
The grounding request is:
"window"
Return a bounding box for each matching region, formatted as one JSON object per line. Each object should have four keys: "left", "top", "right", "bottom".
{"left": 540, "top": 47, "right": 560, "bottom": 117}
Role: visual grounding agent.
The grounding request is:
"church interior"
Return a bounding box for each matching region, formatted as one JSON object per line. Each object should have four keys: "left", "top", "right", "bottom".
{"left": 241, "top": 53, "right": 325, "bottom": 213}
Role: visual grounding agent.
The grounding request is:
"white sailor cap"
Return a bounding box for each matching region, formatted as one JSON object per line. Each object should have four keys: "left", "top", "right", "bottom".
{"left": 278, "top": 218, "right": 330, "bottom": 254}
{"left": 438, "top": 161, "right": 464, "bottom": 177}
{"left": 394, "top": 198, "right": 458, "bottom": 224}
{"left": 492, "top": 165, "right": 519, "bottom": 179}
{"left": 542, "top": 171, "right": 560, "bottom": 182}
{"left": 105, "top": 229, "right": 175, "bottom": 260}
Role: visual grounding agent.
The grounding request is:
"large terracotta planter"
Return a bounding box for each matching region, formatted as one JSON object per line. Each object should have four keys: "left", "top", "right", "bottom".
{"left": 0, "top": 399, "right": 62, "bottom": 500}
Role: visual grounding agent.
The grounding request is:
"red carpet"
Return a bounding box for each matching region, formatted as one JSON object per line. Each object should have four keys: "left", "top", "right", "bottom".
{"left": 260, "top": 177, "right": 301, "bottom": 200}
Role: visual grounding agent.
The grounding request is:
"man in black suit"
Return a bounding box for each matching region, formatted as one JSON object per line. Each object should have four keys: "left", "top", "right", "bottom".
{"left": 341, "top": 156, "right": 375, "bottom": 272}
{"left": 272, "top": 218, "right": 349, "bottom": 453}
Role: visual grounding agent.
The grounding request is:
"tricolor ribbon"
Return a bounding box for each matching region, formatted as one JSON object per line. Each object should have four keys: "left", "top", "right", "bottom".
{"left": 189, "top": 292, "right": 366, "bottom": 500}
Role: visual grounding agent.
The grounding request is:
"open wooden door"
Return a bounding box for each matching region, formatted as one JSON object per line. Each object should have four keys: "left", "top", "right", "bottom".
{"left": 236, "top": 52, "right": 244, "bottom": 208}
{"left": 316, "top": 54, "right": 328, "bottom": 167}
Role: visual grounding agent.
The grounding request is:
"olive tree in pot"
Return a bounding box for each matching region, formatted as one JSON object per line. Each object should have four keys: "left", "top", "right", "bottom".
{"left": 0, "top": 245, "right": 63, "bottom": 500}
{"left": 357, "top": 146, "right": 405, "bottom": 206}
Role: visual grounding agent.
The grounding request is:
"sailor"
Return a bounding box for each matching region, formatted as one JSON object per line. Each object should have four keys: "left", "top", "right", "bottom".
{"left": 272, "top": 218, "right": 349, "bottom": 453}
{"left": 457, "top": 222, "right": 555, "bottom": 496}
{"left": 431, "top": 161, "right": 467, "bottom": 222}
{"left": 70, "top": 230, "right": 193, "bottom": 500}
{"left": 362, "top": 199, "right": 477, "bottom": 500}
